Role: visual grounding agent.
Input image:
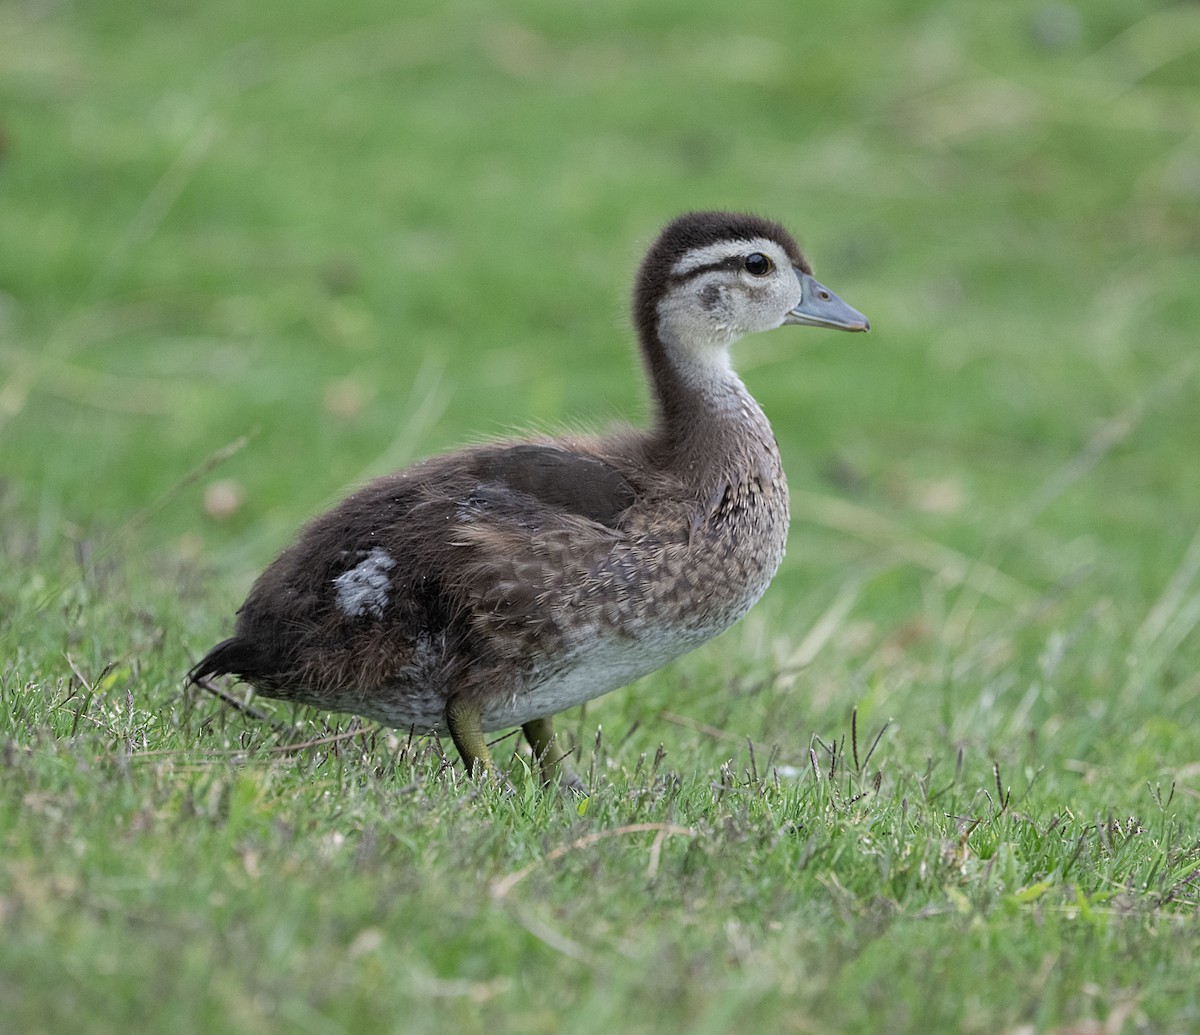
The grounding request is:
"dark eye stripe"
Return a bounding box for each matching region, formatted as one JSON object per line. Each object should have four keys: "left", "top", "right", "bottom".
{"left": 667, "top": 256, "right": 747, "bottom": 283}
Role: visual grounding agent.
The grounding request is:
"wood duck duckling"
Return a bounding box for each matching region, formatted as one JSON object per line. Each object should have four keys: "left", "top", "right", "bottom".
{"left": 189, "top": 211, "right": 869, "bottom": 788}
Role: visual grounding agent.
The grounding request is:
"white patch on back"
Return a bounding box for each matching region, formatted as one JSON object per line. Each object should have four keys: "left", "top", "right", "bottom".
{"left": 333, "top": 547, "right": 397, "bottom": 618}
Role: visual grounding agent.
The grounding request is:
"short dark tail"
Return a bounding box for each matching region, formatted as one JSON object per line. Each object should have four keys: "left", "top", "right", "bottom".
{"left": 187, "top": 637, "right": 262, "bottom": 686}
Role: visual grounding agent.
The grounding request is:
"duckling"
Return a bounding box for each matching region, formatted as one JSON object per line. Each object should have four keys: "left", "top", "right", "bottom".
{"left": 189, "top": 211, "right": 869, "bottom": 787}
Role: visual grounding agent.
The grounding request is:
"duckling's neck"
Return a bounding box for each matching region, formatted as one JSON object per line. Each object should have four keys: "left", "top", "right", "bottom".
{"left": 640, "top": 326, "right": 776, "bottom": 480}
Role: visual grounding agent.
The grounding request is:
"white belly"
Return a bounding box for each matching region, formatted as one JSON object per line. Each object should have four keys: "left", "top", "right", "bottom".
{"left": 479, "top": 631, "right": 701, "bottom": 731}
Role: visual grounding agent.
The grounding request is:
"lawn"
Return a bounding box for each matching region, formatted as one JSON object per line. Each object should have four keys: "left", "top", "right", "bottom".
{"left": 2, "top": 0, "right": 1200, "bottom": 1032}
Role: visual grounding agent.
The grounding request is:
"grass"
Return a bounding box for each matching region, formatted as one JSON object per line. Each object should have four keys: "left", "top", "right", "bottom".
{"left": 2, "top": 0, "right": 1200, "bottom": 1031}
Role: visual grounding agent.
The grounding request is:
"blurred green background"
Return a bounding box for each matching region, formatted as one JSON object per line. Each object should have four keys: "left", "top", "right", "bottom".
{"left": 3, "top": 0, "right": 1196, "bottom": 598}
{"left": 3, "top": 1, "right": 1200, "bottom": 1031}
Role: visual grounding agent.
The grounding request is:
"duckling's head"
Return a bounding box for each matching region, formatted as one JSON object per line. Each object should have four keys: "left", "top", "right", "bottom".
{"left": 634, "top": 211, "right": 869, "bottom": 360}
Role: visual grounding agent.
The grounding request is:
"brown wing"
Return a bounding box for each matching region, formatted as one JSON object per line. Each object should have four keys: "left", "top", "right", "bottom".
{"left": 465, "top": 443, "right": 637, "bottom": 527}
{"left": 197, "top": 441, "right": 642, "bottom": 690}
{"left": 437, "top": 444, "right": 640, "bottom": 657}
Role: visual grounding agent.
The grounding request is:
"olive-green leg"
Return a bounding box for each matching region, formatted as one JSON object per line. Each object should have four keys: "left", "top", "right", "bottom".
{"left": 445, "top": 697, "right": 496, "bottom": 779}
{"left": 522, "top": 716, "right": 584, "bottom": 791}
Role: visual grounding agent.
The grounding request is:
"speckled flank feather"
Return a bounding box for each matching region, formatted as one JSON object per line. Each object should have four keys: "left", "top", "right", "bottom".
{"left": 189, "top": 211, "right": 867, "bottom": 758}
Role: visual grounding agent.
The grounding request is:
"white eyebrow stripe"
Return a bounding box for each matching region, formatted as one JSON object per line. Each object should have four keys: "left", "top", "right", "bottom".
{"left": 670, "top": 237, "right": 782, "bottom": 276}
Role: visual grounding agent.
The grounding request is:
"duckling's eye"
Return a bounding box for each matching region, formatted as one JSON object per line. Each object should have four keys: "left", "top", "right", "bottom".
{"left": 743, "top": 253, "right": 773, "bottom": 277}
